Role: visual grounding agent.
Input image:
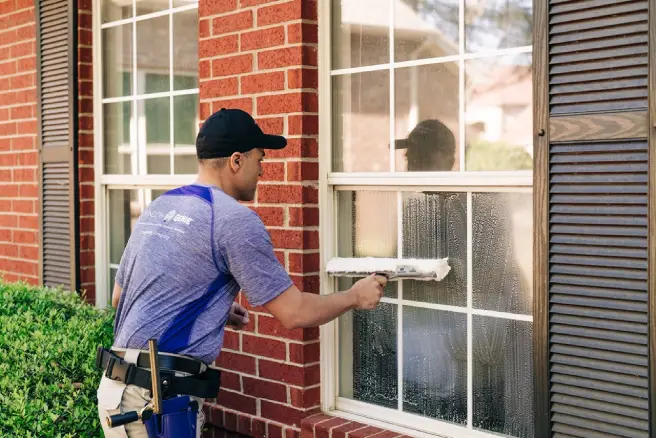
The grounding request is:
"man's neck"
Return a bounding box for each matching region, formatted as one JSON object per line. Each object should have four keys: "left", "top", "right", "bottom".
{"left": 194, "top": 172, "right": 238, "bottom": 200}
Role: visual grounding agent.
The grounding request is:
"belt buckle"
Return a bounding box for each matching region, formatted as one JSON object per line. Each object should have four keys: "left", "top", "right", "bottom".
{"left": 105, "top": 356, "right": 136, "bottom": 384}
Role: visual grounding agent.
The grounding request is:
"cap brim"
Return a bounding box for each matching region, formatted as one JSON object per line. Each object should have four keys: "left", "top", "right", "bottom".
{"left": 394, "top": 138, "right": 410, "bottom": 149}
{"left": 260, "top": 133, "right": 287, "bottom": 150}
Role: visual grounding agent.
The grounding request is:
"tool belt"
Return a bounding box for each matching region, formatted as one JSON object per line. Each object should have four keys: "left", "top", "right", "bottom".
{"left": 96, "top": 347, "right": 221, "bottom": 399}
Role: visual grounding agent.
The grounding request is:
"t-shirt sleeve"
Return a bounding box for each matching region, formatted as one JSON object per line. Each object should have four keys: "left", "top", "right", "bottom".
{"left": 218, "top": 209, "right": 294, "bottom": 307}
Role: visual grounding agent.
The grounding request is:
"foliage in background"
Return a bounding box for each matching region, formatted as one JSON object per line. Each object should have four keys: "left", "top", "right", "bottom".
{"left": 0, "top": 281, "right": 115, "bottom": 437}
{"left": 465, "top": 139, "right": 533, "bottom": 171}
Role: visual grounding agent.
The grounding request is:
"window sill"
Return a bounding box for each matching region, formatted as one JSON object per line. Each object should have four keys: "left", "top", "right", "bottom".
{"left": 301, "top": 412, "right": 446, "bottom": 438}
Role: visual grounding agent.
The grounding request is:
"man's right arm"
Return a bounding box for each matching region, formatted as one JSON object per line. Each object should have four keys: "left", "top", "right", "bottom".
{"left": 263, "top": 274, "right": 386, "bottom": 329}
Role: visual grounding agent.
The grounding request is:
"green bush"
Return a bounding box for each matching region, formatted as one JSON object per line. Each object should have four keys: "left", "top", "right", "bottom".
{"left": 0, "top": 281, "right": 115, "bottom": 437}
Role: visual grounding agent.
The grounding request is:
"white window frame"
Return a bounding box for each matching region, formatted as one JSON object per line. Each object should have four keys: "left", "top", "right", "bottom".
{"left": 317, "top": 1, "right": 534, "bottom": 437}
{"left": 92, "top": 0, "right": 199, "bottom": 308}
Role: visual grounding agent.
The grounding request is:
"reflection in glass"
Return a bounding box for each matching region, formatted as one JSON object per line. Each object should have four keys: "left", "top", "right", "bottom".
{"left": 395, "top": 63, "right": 459, "bottom": 172}
{"left": 143, "top": 96, "right": 171, "bottom": 174}
{"left": 102, "top": 0, "right": 131, "bottom": 24}
{"left": 104, "top": 102, "right": 133, "bottom": 174}
{"left": 173, "top": 9, "right": 199, "bottom": 90}
{"left": 465, "top": 54, "right": 533, "bottom": 171}
{"left": 395, "top": 0, "right": 458, "bottom": 62}
{"left": 173, "top": 94, "right": 199, "bottom": 174}
{"left": 137, "top": 16, "right": 170, "bottom": 94}
{"left": 331, "top": 0, "right": 390, "bottom": 69}
{"left": 332, "top": 71, "right": 390, "bottom": 172}
{"left": 340, "top": 303, "right": 398, "bottom": 408}
{"left": 473, "top": 193, "right": 532, "bottom": 315}
{"left": 109, "top": 189, "right": 138, "bottom": 265}
{"left": 473, "top": 316, "right": 533, "bottom": 437}
{"left": 465, "top": 0, "right": 532, "bottom": 52}
{"left": 136, "top": 0, "right": 169, "bottom": 17}
{"left": 402, "top": 192, "right": 467, "bottom": 306}
{"left": 102, "top": 25, "right": 132, "bottom": 98}
{"left": 403, "top": 307, "right": 467, "bottom": 423}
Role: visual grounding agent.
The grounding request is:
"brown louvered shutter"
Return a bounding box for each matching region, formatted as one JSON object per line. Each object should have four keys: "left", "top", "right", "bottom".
{"left": 534, "top": 0, "right": 653, "bottom": 437}
{"left": 36, "top": 0, "right": 79, "bottom": 291}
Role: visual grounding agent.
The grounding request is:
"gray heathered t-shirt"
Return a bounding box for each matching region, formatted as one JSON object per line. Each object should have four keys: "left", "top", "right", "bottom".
{"left": 113, "top": 183, "right": 293, "bottom": 364}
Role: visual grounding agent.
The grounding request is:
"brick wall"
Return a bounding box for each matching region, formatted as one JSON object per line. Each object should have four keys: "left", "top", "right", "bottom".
{"left": 198, "top": 0, "right": 321, "bottom": 437}
{"left": 0, "top": 0, "right": 39, "bottom": 285}
{"left": 77, "top": 0, "right": 95, "bottom": 303}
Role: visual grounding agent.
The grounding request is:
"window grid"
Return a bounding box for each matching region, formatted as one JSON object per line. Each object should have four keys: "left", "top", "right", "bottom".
{"left": 327, "top": 0, "right": 534, "bottom": 435}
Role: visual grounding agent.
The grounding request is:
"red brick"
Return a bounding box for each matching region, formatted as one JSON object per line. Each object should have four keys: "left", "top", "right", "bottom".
{"left": 212, "top": 54, "right": 253, "bottom": 77}
{"left": 216, "top": 351, "right": 256, "bottom": 375}
{"left": 200, "top": 60, "right": 211, "bottom": 80}
{"left": 200, "top": 0, "right": 237, "bottom": 17}
{"left": 13, "top": 167, "right": 35, "bottom": 182}
{"left": 0, "top": 122, "right": 16, "bottom": 136}
{"left": 269, "top": 229, "right": 318, "bottom": 251}
{"left": 258, "top": 314, "right": 319, "bottom": 342}
{"left": 258, "top": 46, "right": 317, "bottom": 70}
{"left": 290, "top": 275, "right": 320, "bottom": 294}
{"left": 241, "top": 26, "right": 284, "bottom": 51}
{"left": 17, "top": 57, "right": 35, "bottom": 72}
{"left": 287, "top": 161, "right": 318, "bottom": 182}
{"left": 256, "top": 116, "right": 284, "bottom": 135}
{"left": 18, "top": 183, "right": 37, "bottom": 198}
{"left": 288, "top": 252, "right": 319, "bottom": 274}
{"left": 261, "top": 401, "right": 305, "bottom": 427}
{"left": 288, "top": 115, "right": 318, "bottom": 136}
{"left": 199, "top": 18, "right": 211, "bottom": 38}
{"left": 13, "top": 230, "right": 36, "bottom": 245}
{"left": 0, "top": 215, "right": 17, "bottom": 228}
{"left": 258, "top": 359, "right": 319, "bottom": 387}
{"left": 224, "top": 410, "right": 238, "bottom": 431}
{"left": 258, "top": 185, "right": 318, "bottom": 205}
{"left": 240, "top": 71, "right": 284, "bottom": 94}
{"left": 9, "top": 74, "right": 33, "bottom": 90}
{"left": 0, "top": 169, "right": 11, "bottom": 182}
{"left": 16, "top": 120, "right": 36, "bottom": 135}
{"left": 311, "top": 417, "right": 352, "bottom": 438}
{"left": 18, "top": 215, "right": 38, "bottom": 230}
{"left": 212, "top": 10, "right": 253, "bottom": 35}
{"left": 0, "top": 243, "right": 18, "bottom": 258}
{"left": 332, "top": 423, "right": 369, "bottom": 438}
{"left": 223, "top": 329, "right": 240, "bottom": 350}
{"left": 17, "top": 151, "right": 36, "bottom": 166}
{"left": 348, "top": 427, "right": 386, "bottom": 438}
{"left": 257, "top": 0, "right": 316, "bottom": 26}
{"left": 79, "top": 149, "right": 94, "bottom": 167}
{"left": 12, "top": 199, "right": 33, "bottom": 214}
{"left": 238, "top": 414, "right": 252, "bottom": 435}
{"left": 242, "top": 333, "right": 286, "bottom": 360}
{"left": 240, "top": 0, "right": 278, "bottom": 6}
{"left": 217, "top": 389, "right": 257, "bottom": 416}
{"left": 287, "top": 23, "right": 318, "bottom": 45}
{"left": 290, "top": 386, "right": 320, "bottom": 409}
{"left": 256, "top": 92, "right": 317, "bottom": 116}
{"left": 209, "top": 405, "right": 224, "bottom": 427}
{"left": 10, "top": 41, "right": 34, "bottom": 58}
{"left": 0, "top": 229, "right": 11, "bottom": 242}
{"left": 250, "top": 206, "right": 284, "bottom": 227}
{"left": 242, "top": 376, "right": 287, "bottom": 403}
{"left": 19, "top": 245, "right": 38, "bottom": 261}
{"left": 288, "top": 68, "right": 318, "bottom": 90}
{"left": 261, "top": 161, "right": 285, "bottom": 181}
{"left": 200, "top": 35, "right": 239, "bottom": 58}
{"left": 0, "top": 61, "right": 17, "bottom": 76}
{"left": 268, "top": 423, "right": 283, "bottom": 438}
{"left": 274, "top": 250, "right": 285, "bottom": 266}
{"left": 251, "top": 418, "right": 267, "bottom": 438}
{"left": 11, "top": 136, "right": 34, "bottom": 151}
{"left": 201, "top": 77, "right": 239, "bottom": 98}
{"left": 0, "top": 153, "right": 16, "bottom": 166}
{"left": 285, "top": 428, "right": 300, "bottom": 438}
{"left": 219, "top": 370, "right": 242, "bottom": 392}
{"left": 0, "top": 258, "right": 37, "bottom": 277}
{"left": 210, "top": 97, "right": 253, "bottom": 114}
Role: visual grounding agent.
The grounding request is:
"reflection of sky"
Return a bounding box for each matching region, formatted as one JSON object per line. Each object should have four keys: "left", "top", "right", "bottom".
{"left": 407, "top": 0, "right": 532, "bottom": 52}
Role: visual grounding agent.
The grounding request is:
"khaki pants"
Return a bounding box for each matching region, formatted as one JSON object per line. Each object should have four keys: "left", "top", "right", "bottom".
{"left": 97, "top": 348, "right": 206, "bottom": 438}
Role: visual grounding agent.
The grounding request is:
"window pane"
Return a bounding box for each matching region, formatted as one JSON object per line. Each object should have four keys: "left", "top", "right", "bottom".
{"left": 339, "top": 303, "right": 398, "bottom": 409}
{"left": 394, "top": 0, "right": 458, "bottom": 62}
{"left": 402, "top": 192, "right": 467, "bottom": 306}
{"left": 465, "top": 0, "right": 532, "bottom": 53}
{"left": 395, "top": 63, "right": 460, "bottom": 172}
{"left": 136, "top": 0, "right": 169, "bottom": 17}
{"left": 465, "top": 53, "right": 533, "bottom": 171}
{"left": 102, "top": 25, "right": 132, "bottom": 98}
{"left": 403, "top": 306, "right": 467, "bottom": 423}
{"left": 473, "top": 316, "right": 533, "bottom": 437}
{"left": 102, "top": 0, "right": 131, "bottom": 24}
{"left": 137, "top": 16, "right": 170, "bottom": 94}
{"left": 108, "top": 189, "right": 139, "bottom": 265}
{"left": 472, "top": 192, "right": 532, "bottom": 315}
{"left": 332, "top": 71, "right": 390, "bottom": 172}
{"left": 331, "top": 0, "right": 389, "bottom": 70}
{"left": 173, "top": 9, "right": 199, "bottom": 90}
{"left": 143, "top": 96, "right": 171, "bottom": 174}
{"left": 104, "top": 102, "right": 133, "bottom": 174}
{"left": 173, "top": 94, "right": 199, "bottom": 174}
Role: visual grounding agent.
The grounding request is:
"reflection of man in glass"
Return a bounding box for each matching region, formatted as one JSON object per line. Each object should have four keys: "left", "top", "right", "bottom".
{"left": 353, "top": 119, "right": 532, "bottom": 436}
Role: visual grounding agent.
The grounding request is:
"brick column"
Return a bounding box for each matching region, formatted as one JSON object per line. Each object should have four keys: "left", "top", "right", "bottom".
{"left": 0, "top": 0, "right": 39, "bottom": 285}
{"left": 77, "top": 0, "right": 95, "bottom": 303}
{"left": 198, "top": 1, "right": 320, "bottom": 437}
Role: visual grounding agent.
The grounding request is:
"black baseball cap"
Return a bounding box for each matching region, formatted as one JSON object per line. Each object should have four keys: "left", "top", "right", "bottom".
{"left": 196, "top": 108, "right": 287, "bottom": 159}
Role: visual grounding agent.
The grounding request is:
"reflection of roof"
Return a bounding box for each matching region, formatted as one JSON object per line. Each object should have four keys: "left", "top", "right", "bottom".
{"left": 468, "top": 66, "right": 532, "bottom": 106}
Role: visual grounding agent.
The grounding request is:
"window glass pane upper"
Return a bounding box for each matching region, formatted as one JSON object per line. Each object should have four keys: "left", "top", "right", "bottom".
{"left": 465, "top": 0, "right": 533, "bottom": 53}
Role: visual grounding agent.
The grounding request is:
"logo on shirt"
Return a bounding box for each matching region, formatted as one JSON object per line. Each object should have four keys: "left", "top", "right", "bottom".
{"left": 162, "top": 209, "right": 194, "bottom": 226}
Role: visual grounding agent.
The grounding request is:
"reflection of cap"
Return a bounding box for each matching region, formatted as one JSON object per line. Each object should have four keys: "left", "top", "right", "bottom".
{"left": 395, "top": 119, "right": 456, "bottom": 155}
{"left": 196, "top": 108, "right": 287, "bottom": 159}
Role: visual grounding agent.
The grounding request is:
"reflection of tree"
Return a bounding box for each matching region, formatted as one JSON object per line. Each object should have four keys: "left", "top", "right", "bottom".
{"left": 466, "top": 139, "right": 532, "bottom": 171}
{"left": 401, "top": 0, "right": 532, "bottom": 51}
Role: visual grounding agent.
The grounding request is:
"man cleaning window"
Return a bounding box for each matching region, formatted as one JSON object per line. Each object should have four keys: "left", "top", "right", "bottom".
{"left": 96, "top": 108, "right": 387, "bottom": 438}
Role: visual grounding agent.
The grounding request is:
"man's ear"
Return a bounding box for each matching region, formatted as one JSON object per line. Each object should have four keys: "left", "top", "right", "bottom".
{"left": 229, "top": 152, "right": 242, "bottom": 172}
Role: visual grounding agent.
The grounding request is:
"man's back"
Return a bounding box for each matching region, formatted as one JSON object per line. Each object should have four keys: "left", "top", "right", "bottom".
{"left": 112, "top": 183, "right": 292, "bottom": 364}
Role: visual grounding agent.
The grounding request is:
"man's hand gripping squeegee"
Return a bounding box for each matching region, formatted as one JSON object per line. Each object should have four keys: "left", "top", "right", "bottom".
{"left": 326, "top": 257, "right": 451, "bottom": 281}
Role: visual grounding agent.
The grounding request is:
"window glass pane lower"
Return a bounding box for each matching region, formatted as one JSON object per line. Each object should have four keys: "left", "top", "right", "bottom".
{"left": 104, "top": 102, "right": 134, "bottom": 174}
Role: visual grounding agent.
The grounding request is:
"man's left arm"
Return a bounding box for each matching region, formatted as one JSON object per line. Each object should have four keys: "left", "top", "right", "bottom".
{"left": 111, "top": 283, "right": 122, "bottom": 308}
